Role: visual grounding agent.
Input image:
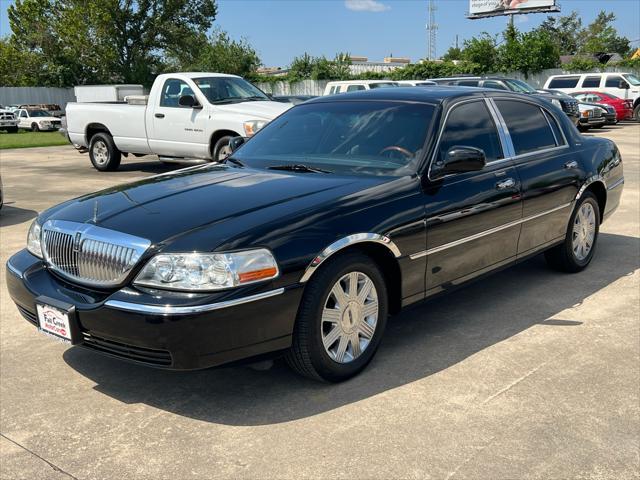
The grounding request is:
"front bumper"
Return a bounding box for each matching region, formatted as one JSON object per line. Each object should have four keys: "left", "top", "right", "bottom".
{"left": 579, "top": 116, "right": 606, "bottom": 127}
{"left": 7, "top": 249, "right": 303, "bottom": 370}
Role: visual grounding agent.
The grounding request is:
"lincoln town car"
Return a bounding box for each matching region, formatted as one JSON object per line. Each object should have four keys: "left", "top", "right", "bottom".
{"left": 7, "top": 88, "right": 624, "bottom": 382}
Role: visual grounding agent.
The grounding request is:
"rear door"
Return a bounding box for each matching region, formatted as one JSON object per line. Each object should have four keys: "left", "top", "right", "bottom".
{"left": 422, "top": 98, "right": 523, "bottom": 295}
{"left": 147, "top": 77, "right": 208, "bottom": 158}
{"left": 492, "top": 98, "right": 580, "bottom": 256}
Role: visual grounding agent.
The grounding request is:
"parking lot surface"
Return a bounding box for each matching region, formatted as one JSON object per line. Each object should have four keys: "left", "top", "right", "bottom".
{"left": 1, "top": 125, "right": 639, "bottom": 480}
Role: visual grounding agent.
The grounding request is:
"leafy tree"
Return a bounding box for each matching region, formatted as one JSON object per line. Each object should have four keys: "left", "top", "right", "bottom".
{"left": 498, "top": 24, "right": 559, "bottom": 76}
{"left": 7, "top": 0, "right": 217, "bottom": 86}
{"left": 442, "top": 46, "right": 463, "bottom": 62}
{"left": 0, "top": 37, "right": 47, "bottom": 86}
{"left": 179, "top": 29, "right": 260, "bottom": 77}
{"left": 331, "top": 53, "right": 352, "bottom": 79}
{"left": 461, "top": 33, "right": 499, "bottom": 72}
{"left": 288, "top": 53, "right": 316, "bottom": 81}
{"left": 580, "top": 11, "right": 631, "bottom": 57}
{"left": 537, "top": 11, "right": 583, "bottom": 55}
{"left": 391, "top": 60, "right": 482, "bottom": 80}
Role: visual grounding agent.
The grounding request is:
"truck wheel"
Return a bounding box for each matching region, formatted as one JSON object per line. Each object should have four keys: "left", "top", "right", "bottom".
{"left": 212, "top": 135, "right": 233, "bottom": 162}
{"left": 634, "top": 104, "right": 640, "bottom": 123}
{"left": 285, "top": 252, "right": 388, "bottom": 382}
{"left": 31, "top": 123, "right": 40, "bottom": 132}
{"left": 89, "top": 133, "right": 121, "bottom": 171}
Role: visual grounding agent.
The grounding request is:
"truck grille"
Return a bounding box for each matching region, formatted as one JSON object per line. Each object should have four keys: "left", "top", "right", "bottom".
{"left": 41, "top": 220, "right": 151, "bottom": 288}
{"left": 0, "top": 113, "right": 15, "bottom": 120}
{"left": 562, "top": 99, "right": 579, "bottom": 115}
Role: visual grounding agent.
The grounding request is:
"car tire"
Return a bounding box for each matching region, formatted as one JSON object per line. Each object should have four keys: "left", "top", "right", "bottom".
{"left": 634, "top": 104, "right": 640, "bottom": 123}
{"left": 89, "top": 132, "right": 121, "bottom": 171}
{"left": 212, "top": 135, "right": 233, "bottom": 162}
{"left": 31, "top": 123, "right": 39, "bottom": 132}
{"left": 285, "top": 252, "right": 388, "bottom": 382}
{"left": 545, "top": 191, "right": 600, "bottom": 273}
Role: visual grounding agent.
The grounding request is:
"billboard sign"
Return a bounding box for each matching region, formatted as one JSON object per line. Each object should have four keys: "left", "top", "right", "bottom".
{"left": 468, "top": 0, "right": 559, "bottom": 18}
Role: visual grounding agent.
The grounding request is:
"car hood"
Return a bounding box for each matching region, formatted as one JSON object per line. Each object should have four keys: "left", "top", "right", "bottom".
{"left": 215, "top": 100, "right": 291, "bottom": 120}
{"left": 42, "top": 164, "right": 384, "bottom": 250}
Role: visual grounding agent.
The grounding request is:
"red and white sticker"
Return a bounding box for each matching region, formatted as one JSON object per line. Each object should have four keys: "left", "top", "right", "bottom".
{"left": 36, "top": 304, "right": 72, "bottom": 343}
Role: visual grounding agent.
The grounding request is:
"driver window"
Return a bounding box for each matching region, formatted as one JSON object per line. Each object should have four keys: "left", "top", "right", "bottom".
{"left": 160, "top": 79, "right": 191, "bottom": 108}
{"left": 438, "top": 101, "right": 503, "bottom": 164}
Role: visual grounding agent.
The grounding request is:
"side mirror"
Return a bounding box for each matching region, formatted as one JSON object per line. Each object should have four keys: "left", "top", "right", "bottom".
{"left": 178, "top": 94, "right": 202, "bottom": 109}
{"left": 229, "top": 136, "right": 246, "bottom": 152}
{"left": 619, "top": 80, "right": 630, "bottom": 90}
{"left": 433, "top": 146, "right": 486, "bottom": 177}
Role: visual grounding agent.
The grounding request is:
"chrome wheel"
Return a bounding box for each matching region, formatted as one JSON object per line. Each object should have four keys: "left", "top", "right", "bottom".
{"left": 217, "top": 144, "right": 232, "bottom": 161}
{"left": 321, "top": 271, "right": 378, "bottom": 364}
{"left": 572, "top": 202, "right": 596, "bottom": 261}
{"left": 92, "top": 140, "right": 109, "bottom": 166}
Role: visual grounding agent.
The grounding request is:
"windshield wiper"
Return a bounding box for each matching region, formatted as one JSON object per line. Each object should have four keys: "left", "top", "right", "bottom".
{"left": 268, "top": 164, "right": 332, "bottom": 174}
{"left": 225, "top": 156, "right": 245, "bottom": 167}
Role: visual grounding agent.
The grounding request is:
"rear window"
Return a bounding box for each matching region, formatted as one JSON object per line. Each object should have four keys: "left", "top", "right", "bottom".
{"left": 495, "top": 100, "right": 558, "bottom": 156}
{"left": 581, "top": 76, "right": 601, "bottom": 88}
{"left": 548, "top": 77, "right": 580, "bottom": 89}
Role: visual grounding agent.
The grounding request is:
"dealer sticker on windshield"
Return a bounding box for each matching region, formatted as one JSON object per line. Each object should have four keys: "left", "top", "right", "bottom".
{"left": 36, "top": 303, "right": 73, "bottom": 344}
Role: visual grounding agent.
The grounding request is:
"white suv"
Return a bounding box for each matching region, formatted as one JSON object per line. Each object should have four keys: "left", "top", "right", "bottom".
{"left": 323, "top": 80, "right": 399, "bottom": 95}
{"left": 543, "top": 72, "right": 640, "bottom": 121}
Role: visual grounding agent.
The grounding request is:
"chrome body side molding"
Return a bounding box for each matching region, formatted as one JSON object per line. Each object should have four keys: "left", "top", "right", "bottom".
{"left": 299, "top": 233, "right": 402, "bottom": 283}
{"left": 104, "top": 288, "right": 285, "bottom": 315}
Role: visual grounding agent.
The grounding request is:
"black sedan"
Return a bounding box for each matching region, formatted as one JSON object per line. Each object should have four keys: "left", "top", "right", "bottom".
{"left": 7, "top": 88, "right": 624, "bottom": 382}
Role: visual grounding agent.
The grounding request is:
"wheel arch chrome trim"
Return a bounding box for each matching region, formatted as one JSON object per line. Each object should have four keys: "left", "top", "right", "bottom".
{"left": 576, "top": 176, "right": 606, "bottom": 200}
{"left": 104, "top": 287, "right": 285, "bottom": 315}
{"left": 299, "top": 233, "right": 401, "bottom": 283}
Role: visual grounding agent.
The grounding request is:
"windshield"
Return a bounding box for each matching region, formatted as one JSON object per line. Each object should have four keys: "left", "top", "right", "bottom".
{"left": 504, "top": 79, "right": 537, "bottom": 94}
{"left": 623, "top": 74, "right": 640, "bottom": 86}
{"left": 28, "top": 110, "right": 50, "bottom": 117}
{"left": 369, "top": 82, "right": 399, "bottom": 89}
{"left": 232, "top": 101, "right": 435, "bottom": 176}
{"left": 193, "top": 77, "right": 269, "bottom": 104}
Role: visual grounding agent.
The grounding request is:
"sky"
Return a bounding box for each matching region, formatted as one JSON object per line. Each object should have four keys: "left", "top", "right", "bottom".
{"left": 1, "top": 0, "right": 639, "bottom": 67}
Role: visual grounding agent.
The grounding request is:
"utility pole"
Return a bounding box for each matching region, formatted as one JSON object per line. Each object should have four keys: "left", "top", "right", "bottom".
{"left": 426, "top": 0, "right": 438, "bottom": 61}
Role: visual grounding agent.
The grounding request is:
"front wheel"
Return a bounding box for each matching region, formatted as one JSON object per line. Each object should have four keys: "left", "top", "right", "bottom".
{"left": 212, "top": 135, "right": 233, "bottom": 162}
{"left": 89, "top": 132, "right": 122, "bottom": 171}
{"left": 285, "top": 252, "right": 388, "bottom": 382}
{"left": 545, "top": 192, "right": 600, "bottom": 273}
{"left": 31, "top": 123, "right": 40, "bottom": 132}
{"left": 634, "top": 104, "right": 640, "bottom": 123}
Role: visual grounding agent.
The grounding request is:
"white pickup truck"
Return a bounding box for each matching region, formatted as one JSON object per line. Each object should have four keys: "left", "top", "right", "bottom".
{"left": 65, "top": 72, "right": 291, "bottom": 171}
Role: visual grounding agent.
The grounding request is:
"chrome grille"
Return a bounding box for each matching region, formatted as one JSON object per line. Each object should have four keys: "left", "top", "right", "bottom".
{"left": 41, "top": 220, "right": 151, "bottom": 288}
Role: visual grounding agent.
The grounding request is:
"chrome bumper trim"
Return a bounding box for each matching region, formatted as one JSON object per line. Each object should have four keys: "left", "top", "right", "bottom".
{"left": 104, "top": 288, "right": 285, "bottom": 315}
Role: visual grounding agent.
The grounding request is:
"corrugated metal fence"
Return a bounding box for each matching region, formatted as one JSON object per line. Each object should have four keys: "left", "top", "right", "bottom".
{"left": 0, "top": 87, "right": 76, "bottom": 108}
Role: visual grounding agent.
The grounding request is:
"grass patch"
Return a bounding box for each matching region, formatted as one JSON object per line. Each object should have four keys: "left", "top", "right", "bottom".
{"left": 0, "top": 130, "right": 70, "bottom": 150}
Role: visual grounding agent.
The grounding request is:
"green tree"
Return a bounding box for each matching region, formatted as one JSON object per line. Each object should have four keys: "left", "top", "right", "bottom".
{"left": 580, "top": 11, "right": 631, "bottom": 57}
{"left": 442, "top": 46, "right": 463, "bottom": 62}
{"left": 498, "top": 24, "right": 559, "bottom": 76}
{"left": 180, "top": 29, "right": 260, "bottom": 77}
{"left": 537, "top": 11, "right": 583, "bottom": 55}
{"left": 288, "top": 53, "right": 316, "bottom": 81}
{"left": 461, "top": 33, "right": 498, "bottom": 73}
{"left": 0, "top": 38, "right": 46, "bottom": 86}
{"left": 7, "top": 0, "right": 217, "bottom": 86}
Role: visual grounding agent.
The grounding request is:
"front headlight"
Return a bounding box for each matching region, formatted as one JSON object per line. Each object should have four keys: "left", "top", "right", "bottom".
{"left": 134, "top": 249, "right": 279, "bottom": 291}
{"left": 27, "top": 219, "right": 43, "bottom": 258}
{"left": 243, "top": 120, "right": 267, "bottom": 137}
{"left": 40, "top": 120, "right": 51, "bottom": 125}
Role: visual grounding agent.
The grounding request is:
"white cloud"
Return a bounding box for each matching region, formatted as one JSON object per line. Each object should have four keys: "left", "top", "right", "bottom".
{"left": 345, "top": 0, "right": 391, "bottom": 13}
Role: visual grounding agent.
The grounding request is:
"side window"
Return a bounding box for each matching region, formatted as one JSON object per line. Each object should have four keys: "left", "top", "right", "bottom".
{"left": 605, "top": 75, "right": 626, "bottom": 88}
{"left": 548, "top": 76, "right": 580, "bottom": 88}
{"left": 20, "top": 110, "right": 27, "bottom": 118}
{"left": 542, "top": 110, "right": 566, "bottom": 146}
{"left": 586, "top": 94, "right": 600, "bottom": 103}
{"left": 437, "top": 101, "right": 503, "bottom": 164}
{"left": 483, "top": 80, "right": 508, "bottom": 90}
{"left": 495, "top": 100, "right": 558, "bottom": 156}
{"left": 581, "top": 76, "right": 601, "bottom": 88}
{"left": 346, "top": 84, "right": 365, "bottom": 92}
{"left": 573, "top": 94, "right": 588, "bottom": 102}
{"left": 457, "top": 80, "right": 479, "bottom": 87}
{"left": 160, "top": 79, "right": 191, "bottom": 107}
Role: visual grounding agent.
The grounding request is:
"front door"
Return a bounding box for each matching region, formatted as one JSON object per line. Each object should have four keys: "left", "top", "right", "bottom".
{"left": 492, "top": 98, "right": 580, "bottom": 255}
{"left": 148, "top": 78, "right": 208, "bottom": 158}
{"left": 602, "top": 74, "right": 632, "bottom": 102}
{"left": 422, "top": 99, "right": 523, "bottom": 296}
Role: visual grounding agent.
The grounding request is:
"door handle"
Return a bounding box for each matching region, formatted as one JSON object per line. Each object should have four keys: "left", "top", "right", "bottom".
{"left": 496, "top": 178, "right": 516, "bottom": 190}
{"left": 564, "top": 160, "right": 578, "bottom": 169}
{"left": 155, "top": 113, "right": 165, "bottom": 119}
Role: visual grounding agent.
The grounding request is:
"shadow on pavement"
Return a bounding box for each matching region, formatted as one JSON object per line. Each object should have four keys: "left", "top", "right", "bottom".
{"left": 64, "top": 233, "right": 640, "bottom": 426}
{"left": 0, "top": 204, "right": 38, "bottom": 227}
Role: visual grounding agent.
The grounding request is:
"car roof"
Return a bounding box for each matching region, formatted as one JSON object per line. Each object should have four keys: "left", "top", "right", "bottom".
{"left": 326, "top": 80, "right": 397, "bottom": 85}
{"left": 306, "top": 86, "right": 529, "bottom": 104}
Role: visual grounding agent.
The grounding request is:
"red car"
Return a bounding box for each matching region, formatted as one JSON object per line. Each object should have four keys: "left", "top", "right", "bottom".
{"left": 570, "top": 91, "right": 634, "bottom": 120}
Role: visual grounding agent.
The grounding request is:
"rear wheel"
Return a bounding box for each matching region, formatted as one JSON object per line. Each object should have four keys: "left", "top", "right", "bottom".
{"left": 285, "top": 252, "right": 388, "bottom": 382}
{"left": 634, "top": 104, "right": 640, "bottom": 123}
{"left": 545, "top": 192, "right": 600, "bottom": 273}
{"left": 89, "top": 132, "right": 121, "bottom": 171}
